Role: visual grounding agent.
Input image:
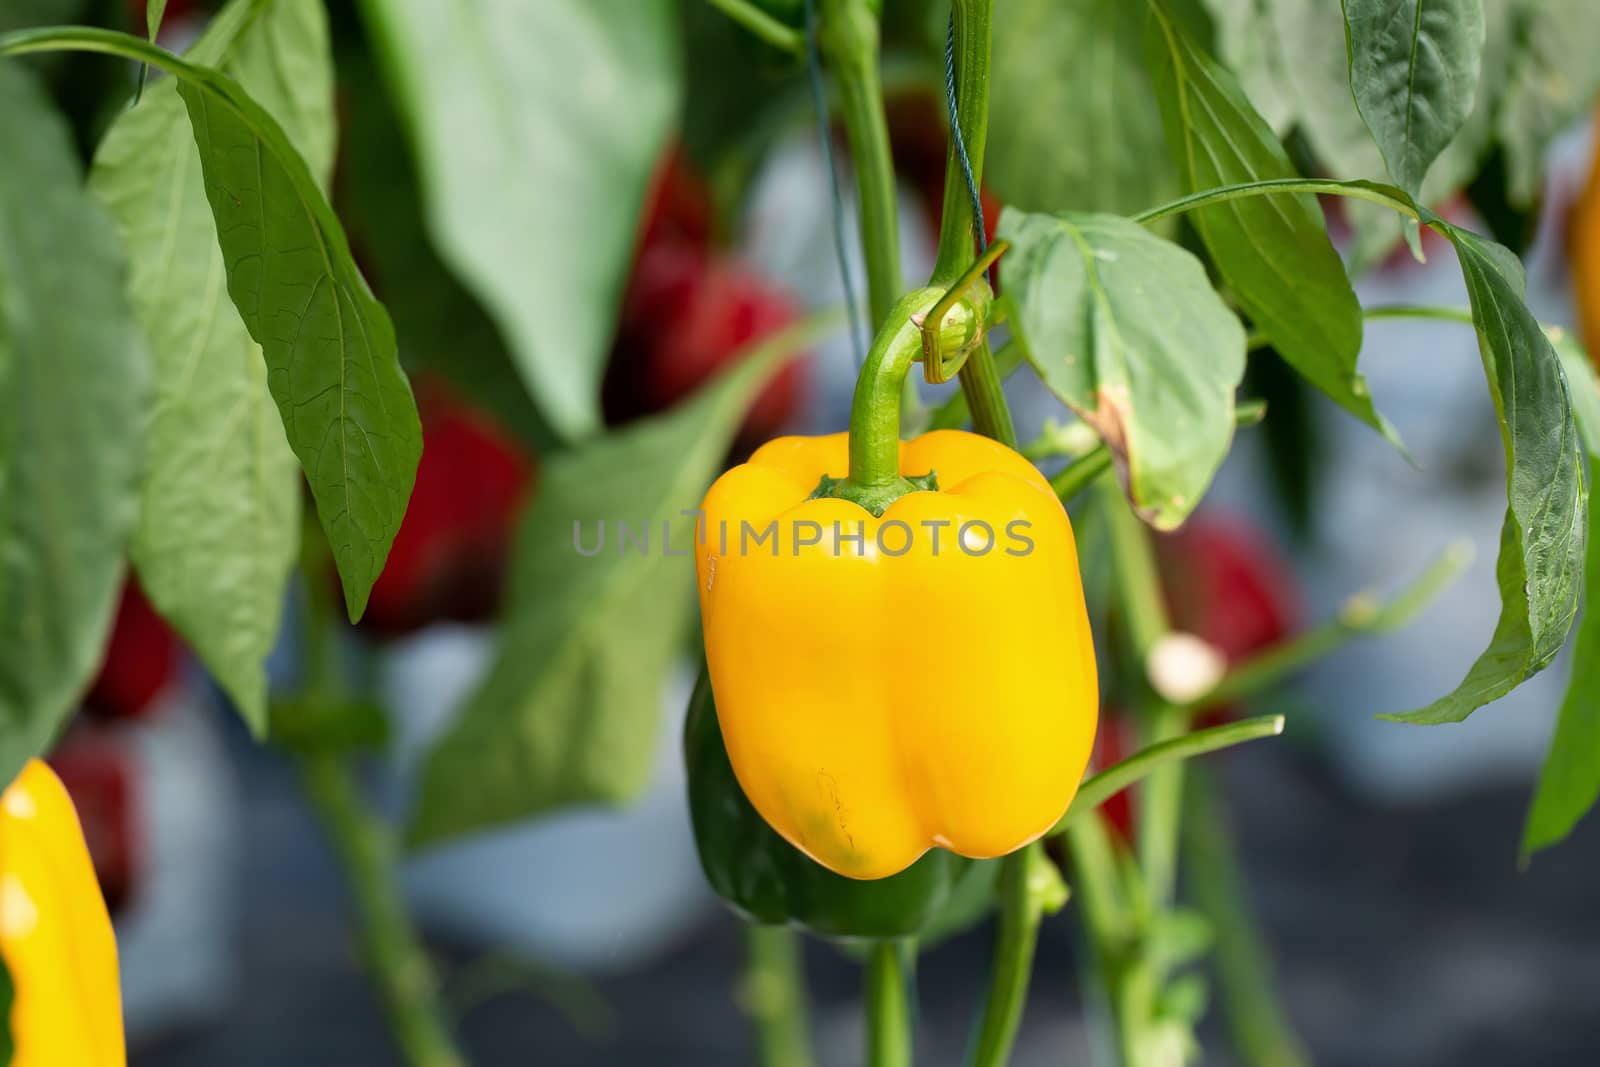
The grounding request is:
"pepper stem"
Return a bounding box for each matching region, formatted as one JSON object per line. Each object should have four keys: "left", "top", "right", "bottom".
{"left": 822, "top": 285, "right": 989, "bottom": 515}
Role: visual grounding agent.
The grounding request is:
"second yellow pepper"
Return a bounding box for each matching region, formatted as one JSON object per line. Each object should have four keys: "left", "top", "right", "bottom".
{"left": 0, "top": 758, "right": 125, "bottom": 1067}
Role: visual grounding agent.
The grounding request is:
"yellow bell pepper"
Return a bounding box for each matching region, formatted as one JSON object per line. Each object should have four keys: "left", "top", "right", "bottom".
{"left": 0, "top": 759, "right": 125, "bottom": 1067}
{"left": 695, "top": 287, "right": 1099, "bottom": 880}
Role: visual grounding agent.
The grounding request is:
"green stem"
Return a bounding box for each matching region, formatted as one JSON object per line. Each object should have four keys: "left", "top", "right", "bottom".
{"left": 296, "top": 532, "right": 465, "bottom": 1067}
{"left": 1062, "top": 816, "right": 1147, "bottom": 1067}
{"left": 924, "top": 343, "right": 1022, "bottom": 431}
{"left": 866, "top": 941, "right": 913, "bottom": 1067}
{"left": 830, "top": 287, "right": 952, "bottom": 512}
{"left": 819, "top": 0, "right": 901, "bottom": 330}
{"left": 965, "top": 846, "right": 1046, "bottom": 1067}
{"left": 1182, "top": 770, "right": 1313, "bottom": 1067}
{"left": 1049, "top": 714, "right": 1286, "bottom": 836}
{"left": 300, "top": 753, "right": 465, "bottom": 1067}
{"left": 1100, "top": 478, "right": 1170, "bottom": 661}
{"left": 931, "top": 0, "right": 1014, "bottom": 450}
{"left": 1133, "top": 177, "right": 1420, "bottom": 228}
{"left": 1364, "top": 303, "right": 1474, "bottom": 326}
{"left": 708, "top": 0, "right": 805, "bottom": 52}
{"left": 1188, "top": 539, "right": 1472, "bottom": 713}
{"left": 930, "top": 0, "right": 992, "bottom": 287}
{"left": 742, "top": 926, "right": 817, "bottom": 1067}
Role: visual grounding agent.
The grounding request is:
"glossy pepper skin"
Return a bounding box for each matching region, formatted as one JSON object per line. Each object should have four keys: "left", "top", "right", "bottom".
{"left": 0, "top": 760, "right": 126, "bottom": 1067}
{"left": 695, "top": 429, "right": 1098, "bottom": 879}
{"left": 685, "top": 672, "right": 995, "bottom": 939}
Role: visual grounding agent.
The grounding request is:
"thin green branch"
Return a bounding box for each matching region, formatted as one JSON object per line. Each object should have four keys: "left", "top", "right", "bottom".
{"left": 964, "top": 845, "right": 1047, "bottom": 1067}
{"left": 1134, "top": 177, "right": 1419, "bottom": 228}
{"left": 1188, "top": 539, "right": 1473, "bottom": 712}
{"left": 1364, "top": 304, "right": 1474, "bottom": 327}
{"left": 1048, "top": 715, "right": 1287, "bottom": 837}
{"left": 866, "top": 941, "right": 913, "bottom": 1067}
{"left": 707, "top": 0, "right": 805, "bottom": 52}
{"left": 742, "top": 926, "right": 816, "bottom": 1067}
{"left": 819, "top": 0, "right": 901, "bottom": 329}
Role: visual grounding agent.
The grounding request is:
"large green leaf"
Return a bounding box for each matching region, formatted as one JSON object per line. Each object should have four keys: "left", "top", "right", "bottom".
{"left": 0, "top": 26, "right": 425, "bottom": 623}
{"left": 0, "top": 60, "right": 149, "bottom": 784}
{"left": 1522, "top": 337, "right": 1600, "bottom": 857}
{"left": 1341, "top": 0, "right": 1486, "bottom": 198}
{"left": 87, "top": 0, "right": 333, "bottom": 731}
{"left": 989, "top": 0, "right": 1175, "bottom": 216}
{"left": 1207, "top": 0, "right": 1512, "bottom": 269}
{"left": 407, "top": 320, "right": 824, "bottom": 847}
{"left": 1496, "top": 0, "right": 1600, "bottom": 206}
{"left": 998, "top": 210, "right": 1245, "bottom": 530}
{"left": 355, "top": 0, "right": 681, "bottom": 441}
{"left": 1144, "top": 0, "right": 1399, "bottom": 450}
{"left": 1385, "top": 224, "right": 1585, "bottom": 723}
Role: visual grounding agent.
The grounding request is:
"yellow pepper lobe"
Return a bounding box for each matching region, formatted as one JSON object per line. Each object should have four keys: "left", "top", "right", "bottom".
{"left": 0, "top": 759, "right": 126, "bottom": 1067}
{"left": 696, "top": 429, "right": 1099, "bottom": 880}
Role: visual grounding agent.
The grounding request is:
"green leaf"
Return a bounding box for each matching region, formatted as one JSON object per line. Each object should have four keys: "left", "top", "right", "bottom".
{"left": 1384, "top": 223, "right": 1585, "bottom": 723}
{"left": 1496, "top": 0, "right": 1600, "bottom": 206}
{"left": 1341, "top": 0, "right": 1486, "bottom": 198}
{"left": 1144, "top": 0, "right": 1401, "bottom": 452}
{"left": 989, "top": 0, "right": 1175, "bottom": 216}
{"left": 998, "top": 209, "right": 1245, "bottom": 529}
{"left": 87, "top": 0, "right": 332, "bottom": 732}
{"left": 0, "top": 26, "right": 426, "bottom": 623}
{"left": 1521, "top": 337, "right": 1600, "bottom": 857}
{"left": 0, "top": 60, "right": 149, "bottom": 784}
{"left": 355, "top": 0, "right": 681, "bottom": 441}
{"left": 147, "top": 0, "right": 169, "bottom": 39}
{"left": 406, "top": 318, "right": 828, "bottom": 847}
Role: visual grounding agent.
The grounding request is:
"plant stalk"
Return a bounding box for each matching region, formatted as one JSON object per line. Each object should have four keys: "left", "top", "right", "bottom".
{"left": 965, "top": 845, "right": 1046, "bottom": 1067}
{"left": 742, "top": 925, "right": 817, "bottom": 1067}
{"left": 295, "top": 532, "right": 465, "bottom": 1067}
{"left": 866, "top": 940, "right": 913, "bottom": 1067}
{"left": 300, "top": 753, "right": 466, "bottom": 1067}
{"left": 819, "top": 0, "right": 902, "bottom": 330}
{"left": 932, "top": 0, "right": 1014, "bottom": 450}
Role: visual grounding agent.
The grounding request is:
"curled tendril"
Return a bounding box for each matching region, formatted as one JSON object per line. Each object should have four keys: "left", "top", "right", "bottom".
{"left": 917, "top": 240, "right": 1008, "bottom": 384}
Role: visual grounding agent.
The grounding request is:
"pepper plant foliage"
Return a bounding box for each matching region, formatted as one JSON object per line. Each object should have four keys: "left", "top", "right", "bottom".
{"left": 1, "top": 0, "right": 1600, "bottom": 1058}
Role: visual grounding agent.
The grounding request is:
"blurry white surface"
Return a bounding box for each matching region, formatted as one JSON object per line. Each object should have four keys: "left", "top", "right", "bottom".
{"left": 379, "top": 626, "right": 711, "bottom": 974}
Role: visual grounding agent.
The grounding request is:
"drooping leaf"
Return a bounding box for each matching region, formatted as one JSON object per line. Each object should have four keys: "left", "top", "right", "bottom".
{"left": 1144, "top": 0, "right": 1400, "bottom": 451}
{"left": 355, "top": 0, "right": 681, "bottom": 441}
{"left": 146, "top": 0, "right": 169, "bottom": 39}
{"left": 1496, "top": 0, "right": 1600, "bottom": 206}
{"left": 998, "top": 209, "right": 1245, "bottom": 530}
{"left": 1522, "top": 336, "right": 1600, "bottom": 857}
{"left": 87, "top": 0, "right": 333, "bottom": 730}
{"left": 407, "top": 320, "right": 827, "bottom": 847}
{"left": 1384, "top": 222, "right": 1585, "bottom": 723}
{"left": 0, "top": 26, "right": 426, "bottom": 623}
{"left": 1341, "top": 0, "right": 1486, "bottom": 198}
{"left": 0, "top": 60, "right": 149, "bottom": 783}
{"left": 989, "top": 0, "right": 1175, "bottom": 216}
